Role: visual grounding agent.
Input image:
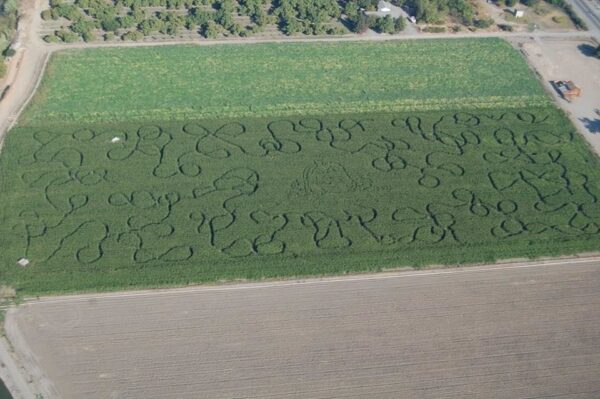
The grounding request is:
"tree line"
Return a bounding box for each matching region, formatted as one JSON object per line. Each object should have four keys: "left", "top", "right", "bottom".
{"left": 0, "top": 0, "right": 17, "bottom": 78}
{"left": 42, "top": 0, "right": 410, "bottom": 42}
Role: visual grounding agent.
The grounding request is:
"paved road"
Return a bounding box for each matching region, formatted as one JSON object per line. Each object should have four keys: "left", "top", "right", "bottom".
{"left": 569, "top": 0, "right": 600, "bottom": 36}
{"left": 5, "top": 258, "right": 600, "bottom": 399}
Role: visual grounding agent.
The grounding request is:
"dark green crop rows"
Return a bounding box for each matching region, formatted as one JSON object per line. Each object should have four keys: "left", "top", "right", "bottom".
{"left": 1, "top": 107, "right": 600, "bottom": 294}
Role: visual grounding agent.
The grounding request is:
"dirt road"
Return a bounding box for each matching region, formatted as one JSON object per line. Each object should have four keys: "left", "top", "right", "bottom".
{"left": 5, "top": 257, "right": 600, "bottom": 399}
{"left": 0, "top": 0, "right": 48, "bottom": 148}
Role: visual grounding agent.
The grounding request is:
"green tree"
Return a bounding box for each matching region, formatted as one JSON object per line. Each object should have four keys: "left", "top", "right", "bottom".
{"left": 119, "top": 15, "right": 136, "bottom": 29}
{"left": 344, "top": 1, "right": 359, "bottom": 19}
{"left": 473, "top": 17, "right": 493, "bottom": 28}
{"left": 201, "top": 20, "right": 219, "bottom": 37}
{"left": 376, "top": 15, "right": 394, "bottom": 33}
{"left": 2, "top": 0, "right": 17, "bottom": 14}
{"left": 122, "top": 29, "right": 143, "bottom": 40}
{"left": 393, "top": 15, "right": 406, "bottom": 32}
{"left": 82, "top": 30, "right": 96, "bottom": 41}
{"left": 56, "top": 29, "right": 79, "bottom": 42}
{"left": 70, "top": 18, "right": 95, "bottom": 35}
{"left": 138, "top": 16, "right": 164, "bottom": 35}
{"left": 101, "top": 17, "right": 121, "bottom": 31}
{"left": 350, "top": 12, "right": 369, "bottom": 33}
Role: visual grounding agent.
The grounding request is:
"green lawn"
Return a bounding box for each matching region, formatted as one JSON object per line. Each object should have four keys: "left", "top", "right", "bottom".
{"left": 2, "top": 108, "right": 600, "bottom": 294}
{"left": 22, "top": 38, "right": 550, "bottom": 125}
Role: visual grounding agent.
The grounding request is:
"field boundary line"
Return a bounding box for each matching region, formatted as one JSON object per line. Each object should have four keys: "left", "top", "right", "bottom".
{"left": 23, "top": 255, "right": 600, "bottom": 305}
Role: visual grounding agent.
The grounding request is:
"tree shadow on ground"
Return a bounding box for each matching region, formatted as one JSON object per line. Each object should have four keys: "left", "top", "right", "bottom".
{"left": 580, "top": 117, "right": 600, "bottom": 134}
{"left": 577, "top": 44, "right": 598, "bottom": 58}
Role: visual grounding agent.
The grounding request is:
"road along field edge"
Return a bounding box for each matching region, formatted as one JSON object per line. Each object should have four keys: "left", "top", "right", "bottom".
{"left": 18, "top": 252, "right": 600, "bottom": 305}
{"left": 0, "top": 329, "right": 46, "bottom": 399}
{"left": 0, "top": 50, "right": 50, "bottom": 152}
{"left": 1, "top": 306, "right": 61, "bottom": 399}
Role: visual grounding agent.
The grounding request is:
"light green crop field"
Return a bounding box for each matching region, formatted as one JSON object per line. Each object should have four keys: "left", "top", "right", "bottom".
{"left": 1, "top": 38, "right": 599, "bottom": 295}
{"left": 22, "top": 38, "right": 550, "bottom": 124}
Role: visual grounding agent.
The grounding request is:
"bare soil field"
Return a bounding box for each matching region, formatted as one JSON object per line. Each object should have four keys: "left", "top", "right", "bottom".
{"left": 5, "top": 259, "right": 600, "bottom": 399}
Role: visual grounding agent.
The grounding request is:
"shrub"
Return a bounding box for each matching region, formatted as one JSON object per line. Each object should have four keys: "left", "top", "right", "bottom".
{"left": 0, "top": 285, "right": 16, "bottom": 300}
{"left": 56, "top": 29, "right": 79, "bottom": 43}
{"left": 504, "top": 0, "right": 517, "bottom": 6}
{"left": 82, "top": 31, "right": 96, "bottom": 42}
{"left": 3, "top": 48, "right": 15, "bottom": 57}
{"left": 521, "top": 0, "right": 540, "bottom": 6}
{"left": 43, "top": 34, "right": 59, "bottom": 42}
{"left": 122, "top": 30, "right": 143, "bottom": 40}
{"left": 326, "top": 26, "right": 346, "bottom": 35}
{"left": 474, "top": 18, "right": 494, "bottom": 28}
{"left": 41, "top": 9, "right": 53, "bottom": 20}
{"left": 533, "top": 5, "right": 550, "bottom": 15}
{"left": 104, "top": 31, "right": 116, "bottom": 40}
{"left": 422, "top": 26, "right": 445, "bottom": 32}
{"left": 498, "top": 23, "right": 513, "bottom": 31}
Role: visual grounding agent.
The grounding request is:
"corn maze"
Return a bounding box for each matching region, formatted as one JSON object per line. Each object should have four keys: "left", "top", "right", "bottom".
{"left": 2, "top": 108, "right": 600, "bottom": 293}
